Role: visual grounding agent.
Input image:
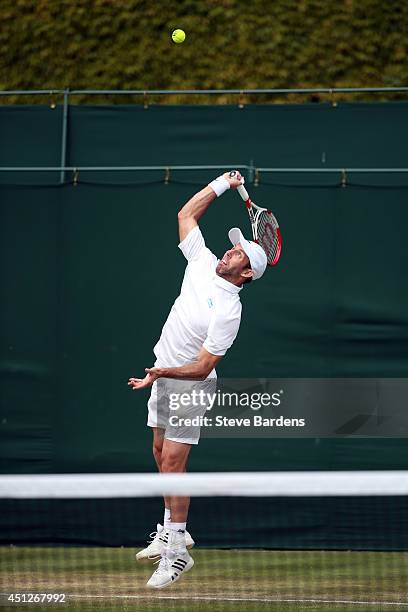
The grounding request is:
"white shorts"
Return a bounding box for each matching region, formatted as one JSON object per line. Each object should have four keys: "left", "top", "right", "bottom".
{"left": 147, "top": 378, "right": 216, "bottom": 445}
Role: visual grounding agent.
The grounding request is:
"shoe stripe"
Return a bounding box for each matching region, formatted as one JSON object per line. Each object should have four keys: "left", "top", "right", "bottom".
{"left": 172, "top": 560, "right": 187, "bottom": 570}
{"left": 174, "top": 558, "right": 187, "bottom": 565}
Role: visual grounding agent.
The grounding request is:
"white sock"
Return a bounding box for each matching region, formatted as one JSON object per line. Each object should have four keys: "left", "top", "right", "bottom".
{"left": 169, "top": 522, "right": 187, "bottom": 552}
{"left": 163, "top": 508, "right": 171, "bottom": 530}
{"left": 170, "top": 521, "right": 187, "bottom": 533}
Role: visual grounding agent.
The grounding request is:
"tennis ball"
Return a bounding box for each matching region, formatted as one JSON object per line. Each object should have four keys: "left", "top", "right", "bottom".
{"left": 172, "top": 29, "right": 186, "bottom": 44}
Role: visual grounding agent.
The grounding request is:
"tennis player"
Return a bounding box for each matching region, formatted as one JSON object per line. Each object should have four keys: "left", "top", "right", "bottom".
{"left": 128, "top": 171, "right": 267, "bottom": 588}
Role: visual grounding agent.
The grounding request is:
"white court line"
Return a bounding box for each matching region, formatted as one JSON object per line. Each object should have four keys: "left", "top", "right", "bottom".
{"left": 69, "top": 594, "right": 408, "bottom": 606}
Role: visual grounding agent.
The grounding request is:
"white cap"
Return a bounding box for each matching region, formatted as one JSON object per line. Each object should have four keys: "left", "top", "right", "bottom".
{"left": 228, "top": 227, "right": 267, "bottom": 281}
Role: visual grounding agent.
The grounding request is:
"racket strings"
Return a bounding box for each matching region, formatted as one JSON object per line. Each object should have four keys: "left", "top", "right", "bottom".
{"left": 256, "top": 211, "right": 280, "bottom": 265}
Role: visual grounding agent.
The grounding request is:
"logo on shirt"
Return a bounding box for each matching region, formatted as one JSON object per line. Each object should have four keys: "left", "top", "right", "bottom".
{"left": 207, "top": 298, "right": 214, "bottom": 309}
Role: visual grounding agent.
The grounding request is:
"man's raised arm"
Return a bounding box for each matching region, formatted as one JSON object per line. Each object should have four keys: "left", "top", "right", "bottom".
{"left": 177, "top": 171, "right": 243, "bottom": 242}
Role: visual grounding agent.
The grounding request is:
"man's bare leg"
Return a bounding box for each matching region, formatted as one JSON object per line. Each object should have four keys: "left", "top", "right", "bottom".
{"left": 146, "top": 437, "right": 195, "bottom": 587}
{"left": 152, "top": 427, "right": 171, "bottom": 512}
{"left": 137, "top": 430, "right": 194, "bottom": 559}
{"left": 161, "top": 439, "right": 192, "bottom": 523}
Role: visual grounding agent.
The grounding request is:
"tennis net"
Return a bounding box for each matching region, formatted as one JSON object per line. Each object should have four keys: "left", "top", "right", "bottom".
{"left": 1, "top": 471, "right": 408, "bottom": 609}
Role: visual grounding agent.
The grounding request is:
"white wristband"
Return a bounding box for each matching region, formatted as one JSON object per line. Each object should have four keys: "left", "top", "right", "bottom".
{"left": 208, "top": 176, "right": 230, "bottom": 197}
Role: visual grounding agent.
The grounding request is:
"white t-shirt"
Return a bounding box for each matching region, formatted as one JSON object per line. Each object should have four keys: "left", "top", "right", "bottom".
{"left": 153, "top": 226, "right": 242, "bottom": 376}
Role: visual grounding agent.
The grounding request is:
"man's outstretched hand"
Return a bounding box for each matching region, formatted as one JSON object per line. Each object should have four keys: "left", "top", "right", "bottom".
{"left": 128, "top": 367, "right": 162, "bottom": 390}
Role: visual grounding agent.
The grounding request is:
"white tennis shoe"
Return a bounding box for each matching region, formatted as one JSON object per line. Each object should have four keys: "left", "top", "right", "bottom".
{"left": 146, "top": 548, "right": 194, "bottom": 588}
{"left": 135, "top": 523, "right": 194, "bottom": 561}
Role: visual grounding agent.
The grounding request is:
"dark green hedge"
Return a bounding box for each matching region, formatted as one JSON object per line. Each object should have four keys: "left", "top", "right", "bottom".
{"left": 1, "top": 0, "right": 407, "bottom": 104}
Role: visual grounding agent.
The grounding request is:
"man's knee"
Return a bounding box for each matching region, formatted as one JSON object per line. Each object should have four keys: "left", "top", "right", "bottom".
{"left": 161, "top": 448, "right": 187, "bottom": 473}
{"left": 152, "top": 429, "right": 165, "bottom": 465}
{"left": 152, "top": 442, "right": 162, "bottom": 464}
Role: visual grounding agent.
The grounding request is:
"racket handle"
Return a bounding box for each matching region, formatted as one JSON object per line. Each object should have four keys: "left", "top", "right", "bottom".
{"left": 228, "top": 171, "right": 250, "bottom": 202}
{"left": 237, "top": 184, "right": 250, "bottom": 202}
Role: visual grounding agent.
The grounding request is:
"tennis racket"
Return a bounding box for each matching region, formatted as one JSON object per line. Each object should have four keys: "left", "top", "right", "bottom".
{"left": 229, "top": 171, "right": 282, "bottom": 266}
